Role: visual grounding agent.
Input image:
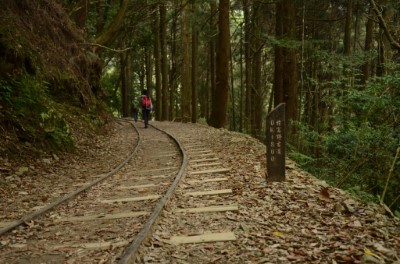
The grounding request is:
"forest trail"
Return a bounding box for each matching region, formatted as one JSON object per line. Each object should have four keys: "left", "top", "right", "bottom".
{"left": 0, "top": 120, "right": 399, "bottom": 263}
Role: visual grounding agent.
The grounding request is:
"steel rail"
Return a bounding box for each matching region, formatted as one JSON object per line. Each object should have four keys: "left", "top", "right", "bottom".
{"left": 0, "top": 120, "right": 141, "bottom": 236}
{"left": 118, "top": 122, "right": 188, "bottom": 264}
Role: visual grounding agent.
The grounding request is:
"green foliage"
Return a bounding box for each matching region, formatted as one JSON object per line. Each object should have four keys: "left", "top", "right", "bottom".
{"left": 396, "top": 210, "right": 400, "bottom": 218}
{"left": 81, "top": 106, "right": 107, "bottom": 129}
{"left": 347, "top": 186, "right": 380, "bottom": 204}
{"left": 0, "top": 75, "right": 73, "bottom": 150}
{"left": 293, "top": 70, "right": 400, "bottom": 213}
{"left": 101, "top": 67, "right": 121, "bottom": 115}
{"left": 288, "top": 150, "right": 315, "bottom": 168}
{"left": 40, "top": 109, "right": 72, "bottom": 149}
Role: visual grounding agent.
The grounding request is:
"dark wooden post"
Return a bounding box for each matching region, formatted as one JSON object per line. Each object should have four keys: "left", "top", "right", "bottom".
{"left": 266, "top": 103, "right": 286, "bottom": 182}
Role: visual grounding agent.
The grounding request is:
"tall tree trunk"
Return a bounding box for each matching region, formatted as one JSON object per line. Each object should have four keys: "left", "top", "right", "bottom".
{"left": 181, "top": 0, "right": 191, "bottom": 121}
{"left": 274, "top": 0, "right": 298, "bottom": 135}
{"left": 369, "top": 0, "right": 400, "bottom": 52}
{"left": 208, "top": 0, "right": 217, "bottom": 123}
{"left": 229, "top": 42, "right": 236, "bottom": 131}
{"left": 242, "top": 0, "right": 252, "bottom": 133}
{"left": 191, "top": 30, "right": 198, "bottom": 123}
{"left": 344, "top": 0, "right": 353, "bottom": 56}
{"left": 274, "top": 2, "right": 284, "bottom": 105}
{"left": 191, "top": 0, "right": 198, "bottom": 123}
{"left": 209, "top": 0, "right": 230, "bottom": 128}
{"left": 353, "top": 0, "right": 359, "bottom": 52}
{"left": 72, "top": 0, "right": 88, "bottom": 30}
{"left": 343, "top": 0, "right": 353, "bottom": 106}
{"left": 169, "top": 0, "right": 179, "bottom": 120}
{"left": 120, "top": 54, "right": 129, "bottom": 117}
{"left": 95, "top": 0, "right": 110, "bottom": 33}
{"left": 239, "top": 22, "right": 244, "bottom": 132}
{"left": 361, "top": 5, "right": 375, "bottom": 84}
{"left": 95, "top": 0, "right": 129, "bottom": 47}
{"left": 153, "top": 4, "right": 162, "bottom": 120}
{"left": 127, "top": 50, "right": 134, "bottom": 115}
{"left": 145, "top": 48, "right": 153, "bottom": 96}
{"left": 250, "top": 1, "right": 267, "bottom": 138}
{"left": 160, "top": 2, "right": 169, "bottom": 121}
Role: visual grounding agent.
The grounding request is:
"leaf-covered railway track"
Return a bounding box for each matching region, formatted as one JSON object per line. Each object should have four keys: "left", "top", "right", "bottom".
{"left": 0, "top": 120, "right": 187, "bottom": 263}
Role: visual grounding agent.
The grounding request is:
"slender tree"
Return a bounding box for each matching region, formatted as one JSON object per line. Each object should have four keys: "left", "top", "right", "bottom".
{"left": 120, "top": 53, "right": 129, "bottom": 117}
{"left": 169, "top": 0, "right": 179, "bottom": 120}
{"left": 361, "top": 5, "right": 375, "bottom": 84}
{"left": 209, "top": 0, "right": 230, "bottom": 128}
{"left": 160, "top": 1, "right": 169, "bottom": 120}
{"left": 242, "top": 0, "right": 252, "bottom": 132}
{"left": 153, "top": 4, "right": 162, "bottom": 120}
{"left": 344, "top": 0, "right": 353, "bottom": 56}
{"left": 274, "top": 0, "right": 298, "bottom": 134}
{"left": 181, "top": 0, "right": 191, "bottom": 121}
{"left": 208, "top": 0, "right": 217, "bottom": 123}
{"left": 191, "top": 28, "right": 198, "bottom": 123}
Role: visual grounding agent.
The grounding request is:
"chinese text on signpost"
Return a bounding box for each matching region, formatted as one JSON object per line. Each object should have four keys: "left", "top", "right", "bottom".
{"left": 266, "top": 103, "right": 285, "bottom": 182}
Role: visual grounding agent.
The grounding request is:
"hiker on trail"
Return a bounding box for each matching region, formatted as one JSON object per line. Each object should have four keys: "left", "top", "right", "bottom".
{"left": 140, "top": 89, "right": 152, "bottom": 128}
{"left": 132, "top": 100, "right": 139, "bottom": 122}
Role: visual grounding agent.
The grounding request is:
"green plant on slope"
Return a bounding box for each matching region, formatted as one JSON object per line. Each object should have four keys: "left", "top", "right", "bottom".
{"left": 0, "top": 74, "right": 73, "bottom": 150}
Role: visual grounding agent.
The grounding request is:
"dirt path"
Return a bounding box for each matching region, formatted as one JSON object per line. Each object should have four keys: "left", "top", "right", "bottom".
{"left": 1, "top": 120, "right": 399, "bottom": 263}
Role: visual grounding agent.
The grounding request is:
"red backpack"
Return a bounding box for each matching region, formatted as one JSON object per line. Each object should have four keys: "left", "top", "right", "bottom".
{"left": 141, "top": 95, "right": 151, "bottom": 109}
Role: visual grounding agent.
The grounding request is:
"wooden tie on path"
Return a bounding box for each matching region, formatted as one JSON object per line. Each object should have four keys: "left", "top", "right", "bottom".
{"left": 161, "top": 144, "right": 237, "bottom": 247}
{"left": 190, "top": 167, "right": 231, "bottom": 175}
{"left": 170, "top": 232, "right": 236, "bottom": 245}
{"left": 184, "top": 189, "right": 232, "bottom": 196}
{"left": 55, "top": 211, "right": 149, "bottom": 222}
{"left": 175, "top": 205, "right": 238, "bottom": 213}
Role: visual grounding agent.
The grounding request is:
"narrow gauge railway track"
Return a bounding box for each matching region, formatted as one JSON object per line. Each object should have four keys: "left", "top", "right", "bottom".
{"left": 0, "top": 120, "right": 187, "bottom": 263}
{"left": 136, "top": 122, "right": 238, "bottom": 263}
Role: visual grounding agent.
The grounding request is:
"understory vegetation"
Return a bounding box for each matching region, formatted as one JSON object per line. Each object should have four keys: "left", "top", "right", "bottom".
{"left": 291, "top": 64, "right": 400, "bottom": 216}
{"left": 0, "top": 0, "right": 108, "bottom": 157}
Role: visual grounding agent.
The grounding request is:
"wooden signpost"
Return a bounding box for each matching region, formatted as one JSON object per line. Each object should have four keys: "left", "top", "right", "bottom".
{"left": 266, "top": 103, "right": 286, "bottom": 182}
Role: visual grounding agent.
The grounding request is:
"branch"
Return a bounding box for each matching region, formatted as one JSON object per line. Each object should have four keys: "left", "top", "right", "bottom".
{"left": 381, "top": 140, "right": 400, "bottom": 204}
{"left": 95, "top": 0, "right": 129, "bottom": 46}
{"left": 369, "top": 0, "right": 400, "bottom": 52}
{"left": 80, "top": 43, "right": 132, "bottom": 53}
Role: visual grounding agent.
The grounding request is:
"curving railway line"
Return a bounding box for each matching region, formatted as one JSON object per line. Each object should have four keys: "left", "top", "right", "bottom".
{"left": 0, "top": 120, "right": 187, "bottom": 263}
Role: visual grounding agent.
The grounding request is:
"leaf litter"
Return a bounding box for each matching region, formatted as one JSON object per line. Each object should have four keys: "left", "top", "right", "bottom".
{"left": 138, "top": 121, "right": 399, "bottom": 263}
{"left": 0, "top": 121, "right": 398, "bottom": 263}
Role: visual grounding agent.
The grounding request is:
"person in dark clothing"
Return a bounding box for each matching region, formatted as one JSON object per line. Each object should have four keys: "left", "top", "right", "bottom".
{"left": 140, "top": 89, "right": 152, "bottom": 128}
{"left": 132, "top": 101, "right": 139, "bottom": 122}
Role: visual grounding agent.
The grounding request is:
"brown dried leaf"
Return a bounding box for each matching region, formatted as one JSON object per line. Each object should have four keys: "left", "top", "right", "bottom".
{"left": 319, "top": 187, "right": 330, "bottom": 201}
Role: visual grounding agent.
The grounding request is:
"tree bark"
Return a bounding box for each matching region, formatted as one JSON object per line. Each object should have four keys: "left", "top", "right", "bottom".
{"left": 191, "top": 29, "right": 198, "bottom": 123}
{"left": 169, "top": 0, "right": 179, "bottom": 120}
{"left": 242, "top": 0, "right": 252, "bottom": 133}
{"left": 274, "top": 0, "right": 298, "bottom": 134}
{"left": 344, "top": 0, "right": 353, "bottom": 56}
{"left": 120, "top": 53, "right": 129, "bottom": 117}
{"left": 361, "top": 5, "right": 375, "bottom": 84}
{"left": 274, "top": 2, "right": 284, "bottom": 105}
{"left": 95, "top": 0, "right": 129, "bottom": 47}
{"left": 72, "top": 0, "right": 88, "bottom": 30}
{"left": 181, "top": 0, "right": 191, "bottom": 121}
{"left": 208, "top": 0, "right": 217, "bottom": 123}
{"left": 160, "top": 2, "right": 169, "bottom": 121}
{"left": 369, "top": 0, "right": 400, "bottom": 52}
{"left": 209, "top": 0, "right": 230, "bottom": 128}
{"left": 145, "top": 48, "right": 153, "bottom": 96}
{"left": 153, "top": 4, "right": 162, "bottom": 120}
{"left": 250, "top": 1, "right": 268, "bottom": 138}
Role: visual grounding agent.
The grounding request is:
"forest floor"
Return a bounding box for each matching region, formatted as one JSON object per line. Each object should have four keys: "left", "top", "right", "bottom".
{"left": 0, "top": 120, "right": 399, "bottom": 263}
